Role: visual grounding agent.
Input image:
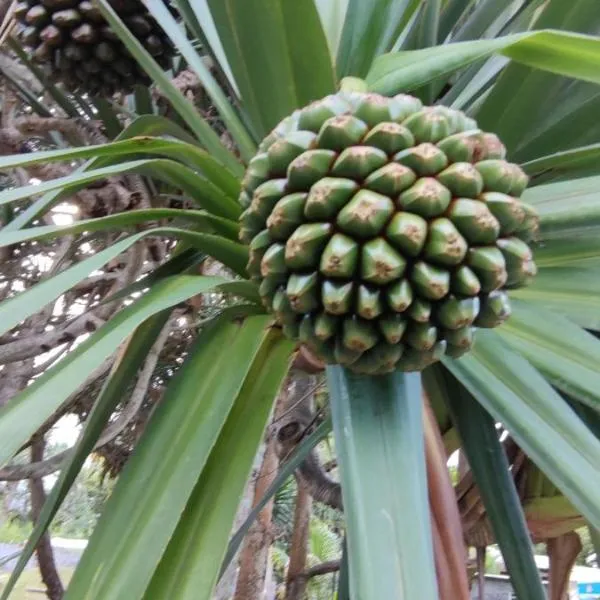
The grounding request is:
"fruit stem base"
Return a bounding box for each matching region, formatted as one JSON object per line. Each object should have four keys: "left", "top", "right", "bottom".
{"left": 327, "top": 366, "right": 439, "bottom": 599}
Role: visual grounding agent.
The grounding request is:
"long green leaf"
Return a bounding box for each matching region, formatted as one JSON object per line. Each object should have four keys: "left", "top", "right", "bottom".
{"left": 416, "top": 0, "right": 442, "bottom": 103}
{"left": 442, "top": 332, "right": 600, "bottom": 528}
{"left": 143, "top": 0, "right": 256, "bottom": 162}
{"left": 3, "top": 115, "right": 208, "bottom": 233}
{"left": 0, "top": 313, "right": 171, "bottom": 600}
{"left": 0, "top": 276, "right": 242, "bottom": 468}
{"left": 327, "top": 367, "right": 438, "bottom": 599}
{"left": 220, "top": 416, "right": 333, "bottom": 576}
{"left": 0, "top": 229, "right": 249, "bottom": 339}
{"left": 0, "top": 237, "right": 144, "bottom": 338}
{"left": 169, "top": 0, "right": 202, "bottom": 41}
{"left": 1, "top": 228, "right": 248, "bottom": 334}
{"left": 171, "top": 0, "right": 237, "bottom": 104}
{"left": 440, "top": 0, "right": 540, "bottom": 110}
{"left": 419, "top": 0, "right": 524, "bottom": 104}
{"left": 451, "top": 0, "right": 521, "bottom": 43}
{"left": 366, "top": 30, "right": 600, "bottom": 95}
{"left": 93, "top": 97, "right": 124, "bottom": 138}
{"left": 133, "top": 85, "right": 155, "bottom": 116}
{"left": 141, "top": 331, "right": 293, "bottom": 600}
{"left": 182, "top": 1, "right": 237, "bottom": 70}
{"left": 387, "top": 0, "right": 422, "bottom": 53}
{"left": 65, "top": 316, "right": 291, "bottom": 600}
{"left": 337, "top": 540, "right": 350, "bottom": 600}
{"left": 510, "top": 267, "right": 600, "bottom": 329}
{"left": 523, "top": 174, "right": 600, "bottom": 238}
{"left": 475, "top": 0, "right": 600, "bottom": 159}
{"left": 95, "top": 0, "right": 240, "bottom": 173}
{"left": 534, "top": 236, "right": 600, "bottom": 267}
{"left": 0, "top": 137, "right": 240, "bottom": 198}
{"left": 207, "top": 0, "right": 336, "bottom": 137}
{"left": 438, "top": 0, "right": 475, "bottom": 42}
{"left": 110, "top": 114, "right": 202, "bottom": 145}
{"left": 314, "top": 0, "right": 349, "bottom": 58}
{"left": 444, "top": 55, "right": 507, "bottom": 110}
{"left": 498, "top": 301, "right": 600, "bottom": 412}
{"left": 512, "top": 89, "right": 600, "bottom": 164}
{"left": 175, "top": 0, "right": 240, "bottom": 99}
{"left": 0, "top": 209, "right": 238, "bottom": 247}
{"left": 98, "top": 248, "right": 206, "bottom": 306}
{"left": 522, "top": 143, "right": 600, "bottom": 181}
{"left": 336, "top": 0, "right": 416, "bottom": 78}
{"left": 442, "top": 366, "right": 546, "bottom": 600}
{"left": 0, "top": 158, "right": 241, "bottom": 220}
{"left": 418, "top": 0, "right": 441, "bottom": 50}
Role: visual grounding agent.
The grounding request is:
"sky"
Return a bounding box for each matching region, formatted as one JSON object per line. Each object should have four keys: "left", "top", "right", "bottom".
{"left": 49, "top": 414, "right": 81, "bottom": 447}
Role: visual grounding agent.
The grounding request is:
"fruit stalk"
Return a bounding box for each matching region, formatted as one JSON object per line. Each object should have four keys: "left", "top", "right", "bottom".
{"left": 327, "top": 366, "right": 438, "bottom": 598}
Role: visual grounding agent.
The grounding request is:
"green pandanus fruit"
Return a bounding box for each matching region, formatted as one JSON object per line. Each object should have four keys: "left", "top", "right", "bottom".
{"left": 240, "top": 90, "right": 538, "bottom": 374}
{"left": 14, "top": 0, "right": 176, "bottom": 95}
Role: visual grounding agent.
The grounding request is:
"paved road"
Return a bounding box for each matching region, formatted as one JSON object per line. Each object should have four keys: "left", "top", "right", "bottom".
{"left": 0, "top": 542, "right": 82, "bottom": 571}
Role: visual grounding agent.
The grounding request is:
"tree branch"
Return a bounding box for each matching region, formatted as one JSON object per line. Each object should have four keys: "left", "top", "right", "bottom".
{"left": 0, "top": 318, "right": 172, "bottom": 480}
{"left": 275, "top": 375, "right": 342, "bottom": 511}
{"left": 0, "top": 242, "right": 147, "bottom": 365}
{"left": 14, "top": 115, "right": 107, "bottom": 147}
{"left": 29, "top": 436, "right": 64, "bottom": 600}
{"left": 35, "top": 356, "right": 114, "bottom": 436}
{"left": 285, "top": 477, "right": 312, "bottom": 600}
{"left": 0, "top": 311, "right": 108, "bottom": 364}
{"left": 95, "top": 318, "right": 171, "bottom": 447}
{"left": 233, "top": 387, "right": 288, "bottom": 600}
{"left": 296, "top": 560, "right": 341, "bottom": 580}
{"left": 2, "top": 451, "right": 67, "bottom": 482}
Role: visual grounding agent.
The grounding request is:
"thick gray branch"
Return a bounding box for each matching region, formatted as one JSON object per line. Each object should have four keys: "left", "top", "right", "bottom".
{"left": 1, "top": 451, "right": 67, "bottom": 481}
{"left": 276, "top": 374, "right": 342, "bottom": 511}
{"left": 0, "top": 311, "right": 108, "bottom": 364}
{"left": 0, "top": 357, "right": 34, "bottom": 407}
{"left": 0, "top": 243, "right": 146, "bottom": 365}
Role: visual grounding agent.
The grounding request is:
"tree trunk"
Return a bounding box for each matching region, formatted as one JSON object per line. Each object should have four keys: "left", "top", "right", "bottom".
{"left": 285, "top": 478, "right": 313, "bottom": 600}
{"left": 548, "top": 532, "right": 582, "bottom": 600}
{"left": 423, "top": 395, "right": 470, "bottom": 600}
{"left": 231, "top": 438, "right": 278, "bottom": 600}
{"left": 29, "top": 437, "right": 64, "bottom": 600}
{"left": 232, "top": 389, "right": 287, "bottom": 600}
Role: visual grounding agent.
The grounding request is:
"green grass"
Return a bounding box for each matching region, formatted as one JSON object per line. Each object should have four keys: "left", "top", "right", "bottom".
{"left": 0, "top": 521, "right": 32, "bottom": 545}
{"left": 0, "top": 568, "right": 74, "bottom": 599}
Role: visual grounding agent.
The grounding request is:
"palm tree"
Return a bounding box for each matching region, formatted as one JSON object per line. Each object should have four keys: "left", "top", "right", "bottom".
{"left": 1, "top": 1, "right": 600, "bottom": 598}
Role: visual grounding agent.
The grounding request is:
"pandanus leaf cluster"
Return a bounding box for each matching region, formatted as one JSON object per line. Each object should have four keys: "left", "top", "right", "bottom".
{"left": 0, "top": 1, "right": 600, "bottom": 599}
